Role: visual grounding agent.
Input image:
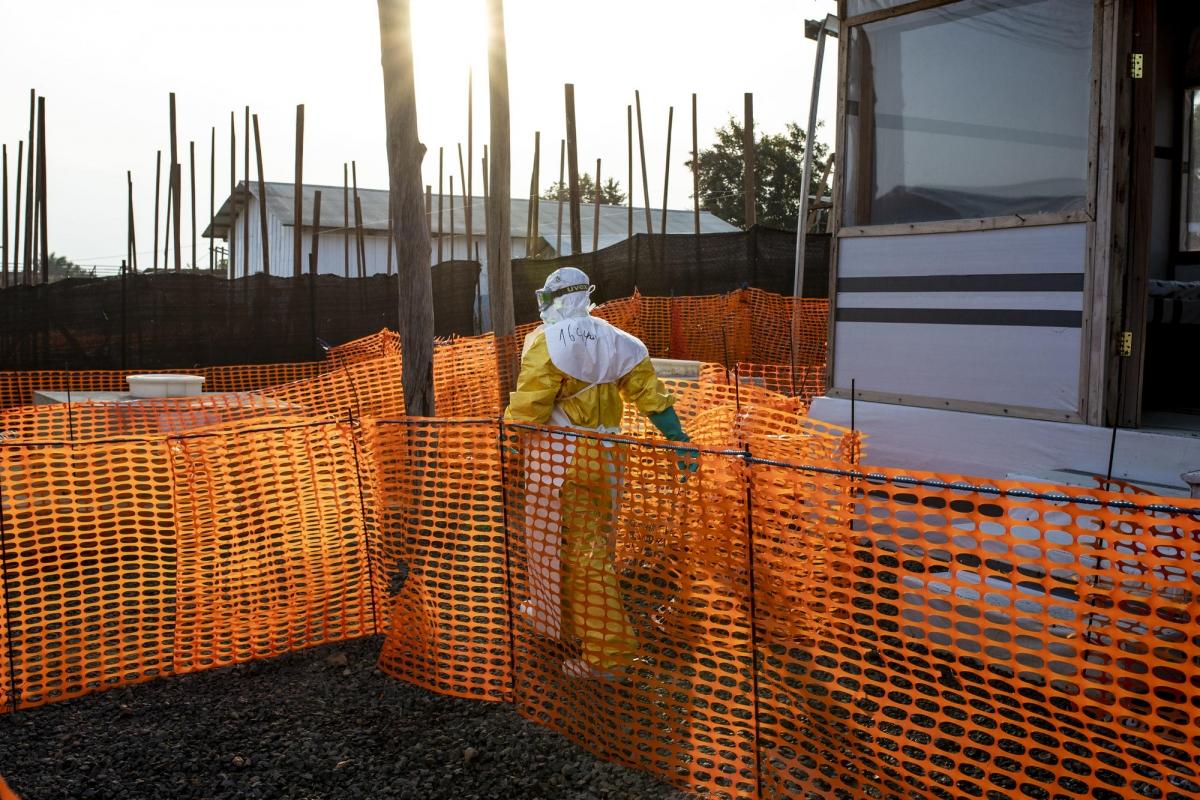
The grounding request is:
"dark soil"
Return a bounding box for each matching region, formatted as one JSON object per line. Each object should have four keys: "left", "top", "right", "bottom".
{"left": 0, "top": 636, "right": 691, "bottom": 800}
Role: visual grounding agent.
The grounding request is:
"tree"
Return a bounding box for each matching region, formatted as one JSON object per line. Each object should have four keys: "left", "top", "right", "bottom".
{"left": 687, "top": 119, "right": 829, "bottom": 230}
{"left": 542, "top": 174, "right": 626, "bottom": 205}
{"left": 377, "top": 0, "right": 435, "bottom": 415}
{"left": 45, "top": 252, "right": 94, "bottom": 281}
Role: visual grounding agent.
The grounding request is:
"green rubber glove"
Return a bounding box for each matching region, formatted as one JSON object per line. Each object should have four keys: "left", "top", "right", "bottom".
{"left": 647, "top": 408, "right": 699, "bottom": 475}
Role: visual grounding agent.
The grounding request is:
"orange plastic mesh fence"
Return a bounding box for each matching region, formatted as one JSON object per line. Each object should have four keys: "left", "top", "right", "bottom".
{"left": 0, "top": 419, "right": 377, "bottom": 711}
{"left": 0, "top": 776, "right": 18, "bottom": 800}
{"left": 0, "top": 362, "right": 328, "bottom": 411}
{"left": 432, "top": 336, "right": 502, "bottom": 418}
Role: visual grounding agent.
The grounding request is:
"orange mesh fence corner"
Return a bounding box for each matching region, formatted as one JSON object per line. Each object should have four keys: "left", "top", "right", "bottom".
{"left": 0, "top": 776, "right": 19, "bottom": 800}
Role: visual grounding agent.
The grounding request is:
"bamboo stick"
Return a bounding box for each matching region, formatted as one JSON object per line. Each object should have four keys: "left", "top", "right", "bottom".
{"left": 309, "top": 189, "right": 322, "bottom": 357}
{"left": 450, "top": 175, "right": 456, "bottom": 260}
{"left": 458, "top": 141, "right": 469, "bottom": 257}
{"left": 352, "top": 160, "right": 365, "bottom": 277}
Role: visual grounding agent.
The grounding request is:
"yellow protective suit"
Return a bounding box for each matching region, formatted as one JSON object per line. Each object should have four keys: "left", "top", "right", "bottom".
{"left": 505, "top": 330, "right": 674, "bottom": 674}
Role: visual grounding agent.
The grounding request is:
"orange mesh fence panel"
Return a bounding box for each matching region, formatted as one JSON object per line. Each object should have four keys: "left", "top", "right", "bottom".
{"left": 325, "top": 329, "right": 402, "bottom": 368}
{"left": 372, "top": 419, "right": 510, "bottom": 701}
{"left": 170, "top": 420, "right": 375, "bottom": 673}
{"left": 0, "top": 776, "right": 18, "bottom": 800}
{"left": 730, "top": 362, "right": 827, "bottom": 406}
{"left": 0, "top": 438, "right": 178, "bottom": 710}
{"left": 0, "top": 362, "right": 327, "bottom": 411}
{"left": 433, "top": 336, "right": 502, "bottom": 418}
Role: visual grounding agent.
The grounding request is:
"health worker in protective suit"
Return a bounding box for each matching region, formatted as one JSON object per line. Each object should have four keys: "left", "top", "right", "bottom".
{"left": 504, "top": 267, "right": 694, "bottom": 680}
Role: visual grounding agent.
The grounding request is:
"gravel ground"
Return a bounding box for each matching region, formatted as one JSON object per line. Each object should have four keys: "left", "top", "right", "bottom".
{"left": 0, "top": 636, "right": 691, "bottom": 800}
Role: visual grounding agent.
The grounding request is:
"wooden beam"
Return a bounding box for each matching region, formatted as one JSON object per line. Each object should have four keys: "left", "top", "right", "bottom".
{"left": 634, "top": 90, "right": 653, "bottom": 236}
{"left": 163, "top": 164, "right": 173, "bottom": 273}
{"left": 252, "top": 113, "right": 270, "bottom": 274}
{"left": 692, "top": 93, "right": 699, "bottom": 235}
{"left": 154, "top": 150, "right": 162, "bottom": 272}
{"left": 377, "top": 0, "right": 436, "bottom": 413}
{"left": 743, "top": 92, "right": 755, "bottom": 228}
{"left": 293, "top": 103, "right": 304, "bottom": 278}
{"left": 661, "top": 105, "right": 673, "bottom": 238}
{"left": 387, "top": 194, "right": 394, "bottom": 275}
{"left": 564, "top": 83, "right": 582, "bottom": 255}
{"left": 486, "top": 0, "right": 514, "bottom": 337}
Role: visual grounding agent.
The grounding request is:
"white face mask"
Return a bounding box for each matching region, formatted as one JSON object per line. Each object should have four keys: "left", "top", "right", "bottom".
{"left": 538, "top": 290, "right": 592, "bottom": 324}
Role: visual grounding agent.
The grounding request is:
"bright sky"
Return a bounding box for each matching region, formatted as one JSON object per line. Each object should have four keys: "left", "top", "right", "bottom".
{"left": 0, "top": 0, "right": 838, "bottom": 268}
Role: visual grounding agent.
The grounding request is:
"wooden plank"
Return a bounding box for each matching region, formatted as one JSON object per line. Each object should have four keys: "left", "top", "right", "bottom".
{"left": 827, "top": 386, "right": 1082, "bottom": 424}
{"left": 593, "top": 157, "right": 602, "bottom": 252}
{"left": 827, "top": 0, "right": 850, "bottom": 395}
{"left": 293, "top": 103, "right": 304, "bottom": 278}
{"left": 1078, "top": 0, "right": 1109, "bottom": 424}
{"left": 154, "top": 149, "right": 162, "bottom": 272}
{"left": 565, "top": 83, "right": 582, "bottom": 254}
{"left": 634, "top": 90, "right": 653, "bottom": 236}
{"left": 743, "top": 92, "right": 755, "bottom": 229}
{"left": 252, "top": 113, "right": 270, "bottom": 274}
{"left": 660, "top": 105, "right": 673, "bottom": 239}
{"left": 691, "top": 93, "right": 699, "bottom": 235}
{"left": 843, "top": 0, "right": 963, "bottom": 28}
{"left": 837, "top": 210, "right": 1092, "bottom": 238}
{"left": 486, "top": 0, "right": 515, "bottom": 337}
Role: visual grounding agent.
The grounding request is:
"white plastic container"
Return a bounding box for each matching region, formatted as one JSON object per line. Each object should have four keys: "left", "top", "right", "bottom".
{"left": 126, "top": 374, "right": 205, "bottom": 398}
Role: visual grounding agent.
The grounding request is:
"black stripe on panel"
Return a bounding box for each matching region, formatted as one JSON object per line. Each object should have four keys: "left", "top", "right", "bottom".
{"left": 836, "top": 308, "right": 1082, "bottom": 328}
{"left": 838, "top": 273, "right": 1084, "bottom": 293}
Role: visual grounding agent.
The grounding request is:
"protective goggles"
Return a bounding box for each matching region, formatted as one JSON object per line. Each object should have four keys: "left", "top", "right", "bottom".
{"left": 535, "top": 283, "right": 591, "bottom": 308}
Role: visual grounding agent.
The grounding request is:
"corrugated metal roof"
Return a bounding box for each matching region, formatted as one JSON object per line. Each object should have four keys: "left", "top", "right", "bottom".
{"left": 204, "top": 181, "right": 737, "bottom": 253}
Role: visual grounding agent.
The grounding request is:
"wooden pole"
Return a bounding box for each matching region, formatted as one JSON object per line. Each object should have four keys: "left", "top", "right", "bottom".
{"left": 661, "top": 105, "right": 673, "bottom": 238}
{"left": 153, "top": 150, "right": 162, "bottom": 271}
{"left": 526, "top": 131, "right": 539, "bottom": 255}
{"left": 627, "top": 106, "right": 633, "bottom": 241}
{"left": 209, "top": 127, "right": 216, "bottom": 271}
{"left": 343, "top": 163, "right": 350, "bottom": 278}
{"left": 189, "top": 140, "right": 197, "bottom": 269}
{"left": 37, "top": 96, "right": 48, "bottom": 285}
{"left": 387, "top": 194, "right": 394, "bottom": 275}
{"left": 450, "top": 175, "right": 456, "bottom": 260}
{"left": 743, "top": 91, "right": 755, "bottom": 228}
{"left": 309, "top": 189, "right": 322, "bottom": 358}
{"left": 466, "top": 70, "right": 474, "bottom": 263}
{"left": 481, "top": 148, "right": 490, "bottom": 256}
{"left": 12, "top": 140, "right": 21, "bottom": 286}
{"left": 352, "top": 160, "right": 365, "bottom": 277}
{"left": 376, "top": 0, "right": 436, "bottom": 414}
{"left": 592, "top": 157, "right": 601, "bottom": 253}
{"left": 531, "top": 132, "right": 540, "bottom": 257}
{"left": 170, "top": 93, "right": 181, "bottom": 270}
{"left": 23, "top": 90, "right": 35, "bottom": 281}
{"left": 486, "top": 0, "right": 514, "bottom": 338}
{"left": 425, "top": 184, "right": 432, "bottom": 242}
{"left": 293, "top": 103, "right": 304, "bottom": 278}
{"left": 564, "top": 83, "right": 582, "bottom": 255}
{"left": 252, "top": 113, "right": 270, "bottom": 274}
{"left": 692, "top": 92, "right": 700, "bottom": 235}
{"left": 437, "top": 146, "right": 444, "bottom": 262}
{"left": 127, "top": 171, "right": 136, "bottom": 273}
{"left": 243, "top": 107, "right": 250, "bottom": 278}
{"left": 163, "top": 165, "right": 173, "bottom": 271}
{"left": 1, "top": 143, "right": 6, "bottom": 288}
{"left": 458, "top": 142, "right": 470, "bottom": 256}
{"left": 556, "top": 138, "right": 565, "bottom": 255}
{"left": 229, "top": 113, "right": 235, "bottom": 278}
{"left": 634, "top": 90, "right": 653, "bottom": 236}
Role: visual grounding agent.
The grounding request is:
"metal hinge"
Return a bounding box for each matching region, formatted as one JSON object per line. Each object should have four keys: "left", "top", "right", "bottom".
{"left": 1119, "top": 331, "right": 1133, "bottom": 357}
{"left": 1130, "top": 52, "right": 1144, "bottom": 79}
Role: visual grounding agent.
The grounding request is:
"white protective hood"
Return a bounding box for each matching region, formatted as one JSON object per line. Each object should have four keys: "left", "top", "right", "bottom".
{"left": 543, "top": 314, "right": 648, "bottom": 387}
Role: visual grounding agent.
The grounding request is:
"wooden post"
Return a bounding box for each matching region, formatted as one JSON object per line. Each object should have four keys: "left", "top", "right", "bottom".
{"left": 377, "top": 0, "right": 436, "bottom": 414}
{"left": 743, "top": 92, "right": 755, "bottom": 229}
{"left": 450, "top": 175, "right": 456, "bottom": 259}
{"left": 37, "top": 96, "right": 48, "bottom": 285}
{"left": 425, "top": 183, "right": 432, "bottom": 242}
{"left": 343, "top": 163, "right": 350, "bottom": 278}
{"left": 252, "top": 113, "right": 270, "bottom": 274}
{"left": 692, "top": 93, "right": 700, "bottom": 235}
{"left": 661, "top": 105, "right": 673, "bottom": 238}
{"left": 564, "top": 83, "right": 582, "bottom": 255}
{"left": 458, "top": 143, "right": 470, "bottom": 254}
{"left": 531, "top": 132, "right": 540, "bottom": 257}
{"left": 526, "top": 131, "right": 539, "bottom": 255}
{"left": 309, "top": 189, "right": 322, "bottom": 358}
{"left": 120, "top": 260, "right": 127, "bottom": 369}
{"left": 189, "top": 140, "right": 197, "bottom": 269}
{"left": 23, "top": 90, "right": 35, "bottom": 281}
{"left": 486, "top": 0, "right": 514, "bottom": 338}
{"left": 387, "top": 194, "right": 394, "bottom": 275}
{"left": 12, "top": 140, "right": 21, "bottom": 286}
{"left": 170, "top": 93, "right": 181, "bottom": 270}
{"left": 627, "top": 105, "right": 634, "bottom": 241}
{"left": 437, "top": 146, "right": 444, "bottom": 262}
{"left": 592, "top": 157, "right": 601, "bottom": 253}
{"left": 229, "top": 113, "right": 235, "bottom": 278}
{"left": 466, "top": 70, "right": 474, "bottom": 263}
{"left": 127, "top": 170, "right": 137, "bottom": 272}
{"left": 634, "top": 90, "right": 653, "bottom": 236}
{"left": 1, "top": 144, "right": 7, "bottom": 288}
{"left": 153, "top": 150, "right": 162, "bottom": 271}
{"left": 293, "top": 103, "right": 304, "bottom": 278}
{"left": 209, "top": 126, "right": 216, "bottom": 272}
{"left": 556, "top": 138, "right": 565, "bottom": 255}
{"left": 481, "top": 148, "right": 490, "bottom": 258}
{"left": 352, "top": 160, "right": 365, "bottom": 277}
{"left": 243, "top": 107, "right": 250, "bottom": 278}
{"left": 163, "top": 166, "right": 173, "bottom": 271}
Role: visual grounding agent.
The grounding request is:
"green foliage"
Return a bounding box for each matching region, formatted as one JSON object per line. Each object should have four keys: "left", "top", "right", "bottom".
{"left": 542, "top": 173, "right": 626, "bottom": 205}
{"left": 45, "top": 253, "right": 95, "bottom": 281}
{"left": 686, "top": 119, "right": 829, "bottom": 230}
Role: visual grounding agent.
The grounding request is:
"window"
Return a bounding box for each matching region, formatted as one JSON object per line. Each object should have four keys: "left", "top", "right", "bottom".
{"left": 843, "top": 0, "right": 1094, "bottom": 228}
